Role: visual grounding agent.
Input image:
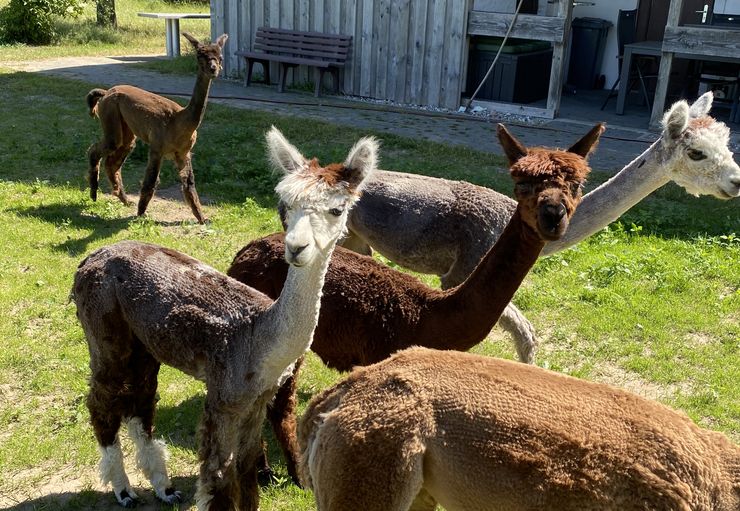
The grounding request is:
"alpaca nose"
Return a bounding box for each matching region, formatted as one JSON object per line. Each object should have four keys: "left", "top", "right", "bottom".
{"left": 289, "top": 244, "right": 308, "bottom": 258}
{"left": 731, "top": 177, "right": 740, "bottom": 189}
{"left": 544, "top": 203, "right": 566, "bottom": 221}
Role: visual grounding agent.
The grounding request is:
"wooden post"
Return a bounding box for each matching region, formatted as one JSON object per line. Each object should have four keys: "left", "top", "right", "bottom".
{"left": 547, "top": 0, "right": 572, "bottom": 116}
{"left": 649, "top": 0, "right": 684, "bottom": 128}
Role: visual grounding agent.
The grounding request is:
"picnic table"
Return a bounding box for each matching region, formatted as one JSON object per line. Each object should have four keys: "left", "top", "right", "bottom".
{"left": 137, "top": 12, "right": 211, "bottom": 57}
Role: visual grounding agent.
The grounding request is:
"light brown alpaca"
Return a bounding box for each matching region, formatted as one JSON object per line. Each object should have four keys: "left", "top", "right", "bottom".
{"left": 86, "top": 32, "right": 227, "bottom": 224}
{"left": 228, "top": 123, "right": 602, "bottom": 484}
{"left": 299, "top": 347, "right": 740, "bottom": 511}
{"left": 73, "top": 127, "right": 377, "bottom": 510}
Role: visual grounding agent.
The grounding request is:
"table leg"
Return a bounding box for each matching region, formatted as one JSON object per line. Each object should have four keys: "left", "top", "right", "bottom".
{"left": 165, "top": 19, "right": 173, "bottom": 57}
{"left": 615, "top": 47, "right": 633, "bottom": 115}
{"left": 649, "top": 52, "right": 673, "bottom": 129}
{"left": 165, "top": 19, "right": 181, "bottom": 57}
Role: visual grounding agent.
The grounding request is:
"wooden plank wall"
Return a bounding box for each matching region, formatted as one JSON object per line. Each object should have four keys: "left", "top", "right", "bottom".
{"left": 212, "top": 0, "right": 471, "bottom": 109}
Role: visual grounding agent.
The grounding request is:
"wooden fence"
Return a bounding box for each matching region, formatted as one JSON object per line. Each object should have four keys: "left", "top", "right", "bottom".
{"left": 212, "top": 0, "right": 471, "bottom": 109}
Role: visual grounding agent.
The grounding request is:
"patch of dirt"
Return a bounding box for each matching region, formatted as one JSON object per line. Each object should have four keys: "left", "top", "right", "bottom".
{"left": 141, "top": 185, "right": 215, "bottom": 226}
{"left": 0, "top": 450, "right": 199, "bottom": 510}
{"left": 590, "top": 362, "right": 692, "bottom": 402}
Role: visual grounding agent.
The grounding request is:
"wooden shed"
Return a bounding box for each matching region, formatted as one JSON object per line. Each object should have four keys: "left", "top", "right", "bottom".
{"left": 210, "top": 0, "right": 740, "bottom": 124}
{"left": 211, "top": 0, "right": 574, "bottom": 117}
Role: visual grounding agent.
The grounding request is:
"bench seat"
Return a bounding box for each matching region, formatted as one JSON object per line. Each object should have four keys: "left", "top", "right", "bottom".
{"left": 235, "top": 27, "right": 352, "bottom": 97}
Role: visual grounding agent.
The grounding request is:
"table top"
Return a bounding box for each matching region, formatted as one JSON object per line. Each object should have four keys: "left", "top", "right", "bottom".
{"left": 137, "top": 12, "right": 210, "bottom": 20}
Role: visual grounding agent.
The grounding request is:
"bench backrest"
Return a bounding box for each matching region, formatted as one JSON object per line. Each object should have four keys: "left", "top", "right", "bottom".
{"left": 255, "top": 27, "right": 352, "bottom": 64}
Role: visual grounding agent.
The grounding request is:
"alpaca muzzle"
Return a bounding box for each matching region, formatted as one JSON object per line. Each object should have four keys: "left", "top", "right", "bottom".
{"left": 537, "top": 202, "right": 568, "bottom": 240}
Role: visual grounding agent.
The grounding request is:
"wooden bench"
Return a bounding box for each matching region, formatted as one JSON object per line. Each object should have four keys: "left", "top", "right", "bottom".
{"left": 235, "top": 27, "right": 352, "bottom": 97}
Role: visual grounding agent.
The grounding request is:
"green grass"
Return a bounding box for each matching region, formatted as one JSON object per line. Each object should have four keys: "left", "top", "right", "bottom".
{"left": 0, "top": 0, "right": 211, "bottom": 62}
{"left": 0, "top": 68, "right": 738, "bottom": 510}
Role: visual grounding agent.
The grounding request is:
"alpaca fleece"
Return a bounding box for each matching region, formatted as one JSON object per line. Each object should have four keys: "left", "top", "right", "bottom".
{"left": 299, "top": 347, "right": 740, "bottom": 511}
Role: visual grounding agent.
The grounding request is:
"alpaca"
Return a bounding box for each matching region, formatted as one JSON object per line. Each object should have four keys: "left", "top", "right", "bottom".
{"left": 72, "top": 127, "right": 377, "bottom": 510}
{"left": 86, "top": 32, "right": 228, "bottom": 224}
{"left": 229, "top": 123, "right": 601, "bottom": 484}
{"left": 337, "top": 92, "right": 740, "bottom": 359}
{"left": 299, "top": 347, "right": 740, "bottom": 511}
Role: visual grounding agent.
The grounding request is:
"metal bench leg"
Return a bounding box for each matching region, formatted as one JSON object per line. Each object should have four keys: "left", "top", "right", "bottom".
{"left": 278, "top": 63, "right": 288, "bottom": 93}
{"left": 246, "top": 59, "right": 254, "bottom": 87}
{"left": 331, "top": 68, "right": 340, "bottom": 94}
{"left": 314, "top": 68, "right": 323, "bottom": 97}
{"left": 263, "top": 62, "right": 271, "bottom": 84}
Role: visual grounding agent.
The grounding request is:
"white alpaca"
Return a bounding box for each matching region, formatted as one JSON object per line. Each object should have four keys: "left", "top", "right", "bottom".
{"left": 337, "top": 93, "right": 740, "bottom": 361}
{"left": 73, "top": 127, "right": 377, "bottom": 510}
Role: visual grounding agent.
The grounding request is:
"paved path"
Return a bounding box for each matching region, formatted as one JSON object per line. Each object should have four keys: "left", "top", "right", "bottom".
{"left": 8, "top": 55, "right": 736, "bottom": 172}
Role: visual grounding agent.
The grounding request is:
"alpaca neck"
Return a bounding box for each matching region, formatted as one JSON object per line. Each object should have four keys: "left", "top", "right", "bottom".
{"left": 182, "top": 71, "right": 213, "bottom": 127}
{"left": 542, "top": 139, "right": 671, "bottom": 255}
{"left": 257, "top": 245, "right": 336, "bottom": 382}
{"left": 420, "top": 209, "right": 544, "bottom": 351}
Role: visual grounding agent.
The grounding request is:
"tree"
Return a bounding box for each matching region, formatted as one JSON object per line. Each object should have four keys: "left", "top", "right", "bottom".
{"left": 96, "top": 0, "right": 116, "bottom": 28}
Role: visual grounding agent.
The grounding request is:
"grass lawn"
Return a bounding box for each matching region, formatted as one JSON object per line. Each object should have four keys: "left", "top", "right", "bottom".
{"left": 0, "top": 67, "right": 738, "bottom": 511}
{"left": 0, "top": 0, "right": 211, "bottom": 62}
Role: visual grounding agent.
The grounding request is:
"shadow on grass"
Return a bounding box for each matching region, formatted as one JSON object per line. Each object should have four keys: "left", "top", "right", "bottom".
{"left": 2, "top": 475, "right": 197, "bottom": 511}
{"left": 9, "top": 199, "right": 209, "bottom": 256}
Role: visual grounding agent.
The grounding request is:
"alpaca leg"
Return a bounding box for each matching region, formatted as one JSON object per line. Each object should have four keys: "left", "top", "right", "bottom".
{"left": 126, "top": 346, "right": 181, "bottom": 504}
{"left": 176, "top": 153, "right": 207, "bottom": 224}
{"left": 236, "top": 412, "right": 267, "bottom": 510}
{"left": 137, "top": 151, "right": 162, "bottom": 218}
{"left": 87, "top": 378, "right": 138, "bottom": 507}
{"left": 266, "top": 356, "right": 303, "bottom": 486}
{"left": 104, "top": 126, "right": 135, "bottom": 206}
{"left": 87, "top": 142, "right": 105, "bottom": 201}
{"left": 195, "top": 396, "right": 245, "bottom": 511}
{"left": 497, "top": 302, "right": 537, "bottom": 364}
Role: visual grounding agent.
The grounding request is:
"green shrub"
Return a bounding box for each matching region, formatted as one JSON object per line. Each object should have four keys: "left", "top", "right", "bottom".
{"left": 0, "top": 0, "right": 85, "bottom": 44}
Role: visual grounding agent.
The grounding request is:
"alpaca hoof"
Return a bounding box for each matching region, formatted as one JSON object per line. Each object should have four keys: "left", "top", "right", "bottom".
{"left": 116, "top": 489, "right": 139, "bottom": 508}
{"left": 257, "top": 467, "right": 274, "bottom": 487}
{"left": 90, "top": 190, "right": 98, "bottom": 202}
{"left": 159, "top": 488, "right": 182, "bottom": 504}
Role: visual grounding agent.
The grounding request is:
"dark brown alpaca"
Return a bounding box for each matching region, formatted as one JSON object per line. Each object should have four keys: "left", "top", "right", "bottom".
{"left": 86, "top": 32, "right": 227, "bottom": 224}
{"left": 228, "top": 123, "right": 603, "bottom": 484}
{"left": 73, "top": 127, "right": 378, "bottom": 510}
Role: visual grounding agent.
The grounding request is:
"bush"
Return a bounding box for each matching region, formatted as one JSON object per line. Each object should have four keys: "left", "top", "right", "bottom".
{"left": 0, "top": 0, "right": 85, "bottom": 45}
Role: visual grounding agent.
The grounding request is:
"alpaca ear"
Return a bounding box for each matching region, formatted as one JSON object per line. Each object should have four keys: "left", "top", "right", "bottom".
{"left": 182, "top": 32, "right": 200, "bottom": 49}
{"left": 663, "top": 100, "right": 690, "bottom": 140}
{"left": 567, "top": 123, "right": 605, "bottom": 158}
{"left": 689, "top": 91, "right": 713, "bottom": 118}
{"left": 266, "top": 126, "right": 306, "bottom": 174}
{"left": 496, "top": 124, "right": 528, "bottom": 165}
{"left": 215, "top": 33, "right": 229, "bottom": 49}
{"left": 342, "top": 137, "right": 379, "bottom": 190}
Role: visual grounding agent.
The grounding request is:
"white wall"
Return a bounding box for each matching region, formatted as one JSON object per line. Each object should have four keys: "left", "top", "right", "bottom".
{"left": 571, "top": 0, "right": 637, "bottom": 89}
{"left": 715, "top": 0, "right": 740, "bottom": 14}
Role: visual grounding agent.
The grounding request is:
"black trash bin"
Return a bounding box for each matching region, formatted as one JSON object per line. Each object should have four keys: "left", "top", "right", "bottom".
{"left": 568, "top": 17, "right": 612, "bottom": 90}
{"left": 466, "top": 37, "right": 553, "bottom": 103}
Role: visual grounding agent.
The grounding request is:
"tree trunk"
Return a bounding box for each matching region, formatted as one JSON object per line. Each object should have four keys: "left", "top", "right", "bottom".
{"left": 96, "top": 0, "right": 117, "bottom": 28}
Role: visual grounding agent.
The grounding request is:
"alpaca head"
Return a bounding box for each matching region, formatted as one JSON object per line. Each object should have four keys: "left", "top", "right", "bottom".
{"left": 661, "top": 92, "right": 740, "bottom": 199}
{"left": 182, "top": 32, "right": 229, "bottom": 79}
{"left": 269, "top": 127, "right": 378, "bottom": 266}
{"left": 497, "top": 123, "right": 602, "bottom": 241}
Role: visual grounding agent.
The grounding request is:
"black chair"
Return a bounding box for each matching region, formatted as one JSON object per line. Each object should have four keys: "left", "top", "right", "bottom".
{"left": 600, "top": 9, "right": 657, "bottom": 111}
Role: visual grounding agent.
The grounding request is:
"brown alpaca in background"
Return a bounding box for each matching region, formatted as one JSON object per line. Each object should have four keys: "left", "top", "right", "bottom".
{"left": 86, "top": 32, "right": 227, "bottom": 224}
{"left": 228, "top": 123, "right": 602, "bottom": 484}
{"left": 299, "top": 347, "right": 740, "bottom": 511}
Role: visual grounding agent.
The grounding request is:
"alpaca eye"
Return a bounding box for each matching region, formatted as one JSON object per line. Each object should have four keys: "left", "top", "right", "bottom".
{"left": 515, "top": 183, "right": 534, "bottom": 194}
{"left": 329, "top": 208, "right": 344, "bottom": 217}
{"left": 688, "top": 149, "right": 706, "bottom": 161}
